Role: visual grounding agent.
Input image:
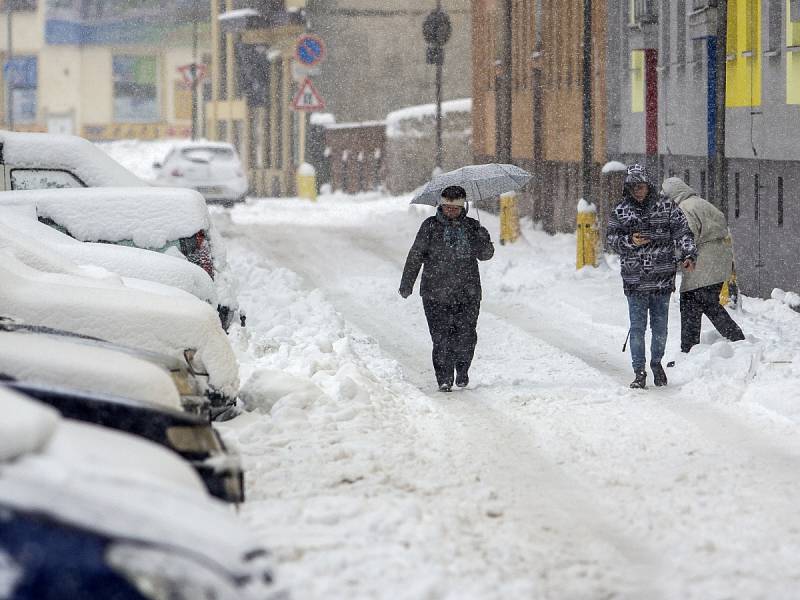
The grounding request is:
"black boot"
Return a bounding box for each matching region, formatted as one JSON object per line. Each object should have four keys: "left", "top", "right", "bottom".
{"left": 630, "top": 370, "right": 647, "bottom": 389}
{"left": 455, "top": 370, "right": 469, "bottom": 388}
{"left": 438, "top": 382, "right": 452, "bottom": 392}
{"left": 651, "top": 363, "right": 668, "bottom": 387}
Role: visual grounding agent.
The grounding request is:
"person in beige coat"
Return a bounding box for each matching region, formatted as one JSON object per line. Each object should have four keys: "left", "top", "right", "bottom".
{"left": 660, "top": 177, "right": 745, "bottom": 353}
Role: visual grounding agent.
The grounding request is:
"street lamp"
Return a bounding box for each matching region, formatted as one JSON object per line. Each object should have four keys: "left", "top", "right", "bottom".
{"left": 423, "top": 2, "right": 451, "bottom": 172}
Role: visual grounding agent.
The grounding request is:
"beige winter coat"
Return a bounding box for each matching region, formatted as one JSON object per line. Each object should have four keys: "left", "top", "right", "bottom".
{"left": 661, "top": 177, "right": 734, "bottom": 293}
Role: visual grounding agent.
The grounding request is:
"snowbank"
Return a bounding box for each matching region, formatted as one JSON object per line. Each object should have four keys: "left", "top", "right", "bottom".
{"left": 386, "top": 98, "right": 472, "bottom": 139}
{"left": 602, "top": 160, "right": 628, "bottom": 174}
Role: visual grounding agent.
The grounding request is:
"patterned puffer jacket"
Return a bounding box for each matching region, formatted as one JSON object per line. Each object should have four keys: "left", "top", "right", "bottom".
{"left": 607, "top": 165, "right": 697, "bottom": 295}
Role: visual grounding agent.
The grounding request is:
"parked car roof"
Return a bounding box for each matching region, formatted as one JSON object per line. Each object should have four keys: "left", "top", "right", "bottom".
{"left": 0, "top": 250, "right": 239, "bottom": 401}
{"left": 0, "top": 130, "right": 145, "bottom": 187}
{"left": 0, "top": 330, "right": 182, "bottom": 409}
{"left": 0, "top": 186, "right": 211, "bottom": 247}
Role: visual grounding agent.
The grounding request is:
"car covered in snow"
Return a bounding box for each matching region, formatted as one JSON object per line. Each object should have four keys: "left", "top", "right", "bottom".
{"left": 153, "top": 141, "right": 249, "bottom": 206}
{"left": 0, "top": 205, "right": 218, "bottom": 307}
{"left": 0, "top": 186, "right": 241, "bottom": 330}
{"left": 0, "top": 129, "right": 146, "bottom": 190}
{"left": 0, "top": 387, "right": 280, "bottom": 599}
{"left": 0, "top": 250, "right": 239, "bottom": 418}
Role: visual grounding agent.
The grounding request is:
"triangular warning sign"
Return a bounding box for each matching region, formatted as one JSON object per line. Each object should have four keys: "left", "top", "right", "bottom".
{"left": 291, "top": 78, "right": 326, "bottom": 112}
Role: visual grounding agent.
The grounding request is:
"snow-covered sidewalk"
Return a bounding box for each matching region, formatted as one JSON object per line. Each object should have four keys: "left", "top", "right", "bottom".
{"left": 213, "top": 192, "right": 800, "bottom": 600}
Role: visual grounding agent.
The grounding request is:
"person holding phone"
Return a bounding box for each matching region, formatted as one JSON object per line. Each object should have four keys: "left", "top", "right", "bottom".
{"left": 607, "top": 164, "right": 697, "bottom": 389}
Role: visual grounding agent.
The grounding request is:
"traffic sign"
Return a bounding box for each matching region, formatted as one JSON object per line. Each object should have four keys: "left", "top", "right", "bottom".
{"left": 291, "top": 78, "right": 326, "bottom": 112}
{"left": 295, "top": 34, "right": 326, "bottom": 67}
{"left": 177, "top": 63, "right": 208, "bottom": 87}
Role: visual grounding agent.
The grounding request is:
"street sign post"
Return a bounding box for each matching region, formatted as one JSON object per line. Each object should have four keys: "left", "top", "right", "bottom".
{"left": 291, "top": 78, "right": 326, "bottom": 112}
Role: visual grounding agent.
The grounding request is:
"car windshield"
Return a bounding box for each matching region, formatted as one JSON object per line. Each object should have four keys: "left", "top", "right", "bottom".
{"left": 180, "top": 147, "right": 235, "bottom": 163}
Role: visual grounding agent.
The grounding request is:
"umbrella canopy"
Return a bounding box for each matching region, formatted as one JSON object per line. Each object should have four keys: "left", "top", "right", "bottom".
{"left": 410, "top": 164, "right": 532, "bottom": 206}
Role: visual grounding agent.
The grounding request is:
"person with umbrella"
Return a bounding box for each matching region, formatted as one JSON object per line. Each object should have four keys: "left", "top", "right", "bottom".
{"left": 399, "top": 185, "right": 495, "bottom": 392}
{"left": 607, "top": 164, "right": 697, "bottom": 389}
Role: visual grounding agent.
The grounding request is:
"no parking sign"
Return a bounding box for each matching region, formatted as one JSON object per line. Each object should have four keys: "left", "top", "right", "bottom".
{"left": 295, "top": 34, "right": 326, "bottom": 68}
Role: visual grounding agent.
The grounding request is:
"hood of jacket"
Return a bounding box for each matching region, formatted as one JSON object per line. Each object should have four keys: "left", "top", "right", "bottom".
{"left": 661, "top": 177, "right": 697, "bottom": 205}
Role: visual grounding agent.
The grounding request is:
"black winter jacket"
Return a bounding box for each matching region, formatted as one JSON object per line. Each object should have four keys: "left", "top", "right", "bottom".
{"left": 400, "top": 207, "right": 494, "bottom": 302}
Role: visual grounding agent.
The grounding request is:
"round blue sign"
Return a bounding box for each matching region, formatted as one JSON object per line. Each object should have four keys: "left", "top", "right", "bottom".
{"left": 296, "top": 34, "right": 326, "bottom": 67}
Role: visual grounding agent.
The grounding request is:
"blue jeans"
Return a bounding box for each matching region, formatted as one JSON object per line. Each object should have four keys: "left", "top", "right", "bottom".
{"left": 626, "top": 292, "right": 670, "bottom": 372}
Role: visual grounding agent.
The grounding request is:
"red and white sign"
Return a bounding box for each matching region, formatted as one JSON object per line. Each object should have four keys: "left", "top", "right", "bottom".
{"left": 291, "top": 78, "right": 326, "bottom": 112}
{"left": 177, "top": 63, "right": 208, "bottom": 87}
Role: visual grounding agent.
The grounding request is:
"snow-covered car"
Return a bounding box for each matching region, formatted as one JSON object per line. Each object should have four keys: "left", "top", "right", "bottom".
{"left": 0, "top": 186, "right": 241, "bottom": 330}
{"left": 0, "top": 250, "right": 239, "bottom": 418}
{"left": 0, "top": 129, "right": 146, "bottom": 191}
{"left": 0, "top": 205, "right": 218, "bottom": 307}
{"left": 153, "top": 141, "right": 249, "bottom": 206}
{"left": 8, "top": 379, "right": 244, "bottom": 504}
{"left": 0, "top": 319, "right": 210, "bottom": 416}
{"left": 0, "top": 387, "right": 280, "bottom": 599}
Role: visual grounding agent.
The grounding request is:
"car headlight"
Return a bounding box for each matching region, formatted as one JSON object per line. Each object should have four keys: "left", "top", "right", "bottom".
{"left": 106, "top": 543, "right": 243, "bottom": 600}
{"left": 183, "top": 348, "right": 209, "bottom": 377}
{"left": 166, "top": 425, "right": 223, "bottom": 454}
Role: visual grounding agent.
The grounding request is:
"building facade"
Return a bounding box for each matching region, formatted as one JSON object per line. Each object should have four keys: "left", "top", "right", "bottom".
{"left": 206, "top": 0, "right": 305, "bottom": 197}
{"left": 610, "top": 0, "right": 800, "bottom": 297}
{"left": 474, "top": 1, "right": 800, "bottom": 298}
{"left": 305, "top": 0, "right": 472, "bottom": 123}
{"left": 1, "top": 0, "right": 210, "bottom": 140}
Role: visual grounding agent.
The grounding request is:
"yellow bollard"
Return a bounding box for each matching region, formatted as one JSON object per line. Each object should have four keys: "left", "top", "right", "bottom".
{"left": 576, "top": 201, "right": 598, "bottom": 269}
{"left": 296, "top": 163, "right": 317, "bottom": 202}
{"left": 499, "top": 192, "right": 520, "bottom": 245}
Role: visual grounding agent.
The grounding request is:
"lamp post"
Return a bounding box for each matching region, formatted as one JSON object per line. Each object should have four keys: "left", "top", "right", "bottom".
{"left": 423, "top": 2, "right": 451, "bottom": 172}
{"left": 5, "top": 1, "right": 13, "bottom": 131}
{"left": 581, "top": 0, "right": 593, "bottom": 203}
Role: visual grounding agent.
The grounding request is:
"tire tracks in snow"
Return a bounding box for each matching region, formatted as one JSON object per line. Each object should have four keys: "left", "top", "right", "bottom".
{"left": 221, "top": 220, "right": 665, "bottom": 598}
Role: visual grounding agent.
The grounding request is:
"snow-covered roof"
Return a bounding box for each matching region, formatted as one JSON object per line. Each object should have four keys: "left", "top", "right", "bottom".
{"left": 0, "top": 130, "right": 145, "bottom": 187}
{"left": 386, "top": 98, "right": 472, "bottom": 138}
{"left": 0, "top": 251, "right": 239, "bottom": 398}
{"left": 218, "top": 8, "right": 259, "bottom": 21}
{"left": 310, "top": 113, "right": 336, "bottom": 127}
{"left": 0, "top": 187, "right": 211, "bottom": 248}
{"left": 0, "top": 331, "right": 183, "bottom": 409}
{"left": 326, "top": 120, "right": 386, "bottom": 130}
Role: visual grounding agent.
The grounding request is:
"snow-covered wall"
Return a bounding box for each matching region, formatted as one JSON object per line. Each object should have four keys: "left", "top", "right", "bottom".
{"left": 384, "top": 99, "right": 473, "bottom": 195}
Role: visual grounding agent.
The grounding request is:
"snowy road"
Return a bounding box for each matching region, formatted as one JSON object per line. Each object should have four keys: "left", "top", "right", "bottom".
{"left": 213, "top": 193, "right": 800, "bottom": 600}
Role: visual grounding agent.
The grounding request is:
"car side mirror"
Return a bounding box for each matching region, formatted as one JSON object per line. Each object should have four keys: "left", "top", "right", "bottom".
{"left": 152, "top": 161, "right": 162, "bottom": 170}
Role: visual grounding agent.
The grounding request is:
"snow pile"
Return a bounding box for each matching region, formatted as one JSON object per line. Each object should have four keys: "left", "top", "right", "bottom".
{"left": 310, "top": 113, "right": 335, "bottom": 127}
{"left": 0, "top": 331, "right": 183, "bottom": 410}
{"left": 576, "top": 198, "right": 597, "bottom": 213}
{"left": 0, "top": 131, "right": 144, "bottom": 186}
{"left": 771, "top": 287, "right": 800, "bottom": 310}
{"left": 0, "top": 387, "right": 59, "bottom": 462}
{"left": 386, "top": 98, "right": 472, "bottom": 139}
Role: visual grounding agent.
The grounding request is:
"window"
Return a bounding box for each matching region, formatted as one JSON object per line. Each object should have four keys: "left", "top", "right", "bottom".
{"left": 631, "top": 50, "right": 645, "bottom": 113}
{"left": 691, "top": 0, "right": 718, "bottom": 10}
{"left": 677, "top": 0, "right": 687, "bottom": 66}
{"left": 10, "top": 168, "right": 84, "bottom": 190}
{"left": 789, "top": 0, "right": 800, "bottom": 103}
{"left": 777, "top": 176, "right": 784, "bottom": 225}
{"left": 684, "top": 169, "right": 691, "bottom": 185}
{"left": 113, "top": 56, "right": 159, "bottom": 122}
{"left": 754, "top": 174, "right": 760, "bottom": 221}
{"left": 700, "top": 170, "right": 707, "bottom": 198}
{"left": 726, "top": 0, "right": 761, "bottom": 107}
{"left": 6, "top": 56, "right": 37, "bottom": 123}
{"left": 631, "top": 0, "right": 658, "bottom": 24}
{"left": 734, "top": 172, "right": 741, "bottom": 218}
{"left": 661, "top": 0, "right": 671, "bottom": 70}
{"left": 792, "top": 0, "right": 800, "bottom": 21}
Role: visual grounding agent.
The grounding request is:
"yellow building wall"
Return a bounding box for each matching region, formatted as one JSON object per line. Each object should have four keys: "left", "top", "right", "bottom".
{"left": 726, "top": 0, "right": 761, "bottom": 107}
{"left": 79, "top": 48, "right": 114, "bottom": 125}
{"left": 788, "top": 1, "right": 800, "bottom": 105}
{"left": 631, "top": 50, "right": 644, "bottom": 113}
{"left": 38, "top": 46, "right": 82, "bottom": 125}
{"left": 0, "top": 11, "right": 43, "bottom": 53}
{"left": 162, "top": 48, "right": 194, "bottom": 124}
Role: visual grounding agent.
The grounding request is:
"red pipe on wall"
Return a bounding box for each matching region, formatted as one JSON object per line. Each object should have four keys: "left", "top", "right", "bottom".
{"left": 644, "top": 49, "right": 658, "bottom": 157}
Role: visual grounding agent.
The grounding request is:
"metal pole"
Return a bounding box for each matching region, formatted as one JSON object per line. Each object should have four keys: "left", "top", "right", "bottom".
{"left": 191, "top": 19, "right": 198, "bottom": 140}
{"left": 435, "top": 0, "right": 443, "bottom": 170}
{"left": 6, "top": 3, "right": 13, "bottom": 131}
{"left": 496, "top": 0, "right": 512, "bottom": 163}
{"left": 581, "top": 0, "right": 593, "bottom": 202}
{"left": 713, "top": 0, "right": 728, "bottom": 215}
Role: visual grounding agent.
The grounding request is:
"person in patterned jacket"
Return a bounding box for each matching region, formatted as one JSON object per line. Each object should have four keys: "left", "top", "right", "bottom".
{"left": 607, "top": 164, "right": 697, "bottom": 389}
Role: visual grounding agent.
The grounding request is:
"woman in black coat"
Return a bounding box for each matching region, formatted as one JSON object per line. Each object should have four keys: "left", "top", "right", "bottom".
{"left": 399, "top": 186, "right": 495, "bottom": 392}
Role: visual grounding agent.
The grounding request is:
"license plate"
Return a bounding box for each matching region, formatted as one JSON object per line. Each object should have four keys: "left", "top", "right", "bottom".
{"left": 197, "top": 186, "right": 223, "bottom": 194}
